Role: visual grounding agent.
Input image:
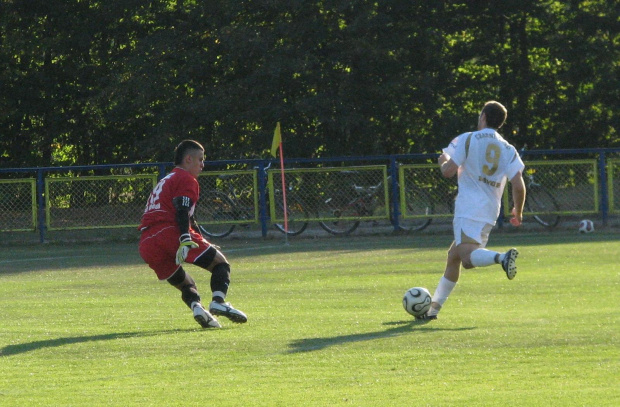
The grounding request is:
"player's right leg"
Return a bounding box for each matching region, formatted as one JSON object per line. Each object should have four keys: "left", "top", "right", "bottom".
{"left": 421, "top": 242, "right": 460, "bottom": 320}
{"left": 192, "top": 302, "right": 222, "bottom": 328}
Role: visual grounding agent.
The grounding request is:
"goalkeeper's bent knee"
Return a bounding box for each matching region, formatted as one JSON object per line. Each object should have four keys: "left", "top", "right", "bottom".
{"left": 168, "top": 268, "right": 201, "bottom": 308}
{"left": 167, "top": 267, "right": 187, "bottom": 286}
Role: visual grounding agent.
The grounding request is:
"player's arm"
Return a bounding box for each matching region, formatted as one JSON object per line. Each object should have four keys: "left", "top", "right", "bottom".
{"left": 173, "top": 196, "right": 198, "bottom": 264}
{"left": 173, "top": 196, "right": 193, "bottom": 235}
{"left": 190, "top": 213, "right": 199, "bottom": 231}
{"left": 509, "top": 171, "right": 526, "bottom": 226}
{"left": 438, "top": 153, "right": 458, "bottom": 178}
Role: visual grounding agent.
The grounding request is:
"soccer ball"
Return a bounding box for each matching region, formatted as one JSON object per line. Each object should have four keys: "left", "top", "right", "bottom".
{"left": 403, "top": 287, "right": 432, "bottom": 317}
{"left": 578, "top": 219, "right": 594, "bottom": 234}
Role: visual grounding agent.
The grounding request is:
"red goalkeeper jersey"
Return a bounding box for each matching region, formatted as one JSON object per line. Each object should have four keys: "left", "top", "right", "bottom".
{"left": 139, "top": 167, "right": 199, "bottom": 230}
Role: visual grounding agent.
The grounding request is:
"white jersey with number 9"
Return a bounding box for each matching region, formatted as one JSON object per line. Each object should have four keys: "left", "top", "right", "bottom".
{"left": 443, "top": 129, "right": 524, "bottom": 224}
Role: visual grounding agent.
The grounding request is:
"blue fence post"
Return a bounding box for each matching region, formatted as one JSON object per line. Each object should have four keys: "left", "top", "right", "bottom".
{"left": 36, "top": 169, "right": 46, "bottom": 243}
{"left": 598, "top": 151, "right": 608, "bottom": 226}
{"left": 389, "top": 157, "right": 400, "bottom": 232}
{"left": 157, "top": 163, "right": 167, "bottom": 180}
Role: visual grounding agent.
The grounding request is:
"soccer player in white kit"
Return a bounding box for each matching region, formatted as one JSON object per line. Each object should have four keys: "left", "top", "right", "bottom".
{"left": 420, "top": 101, "right": 526, "bottom": 321}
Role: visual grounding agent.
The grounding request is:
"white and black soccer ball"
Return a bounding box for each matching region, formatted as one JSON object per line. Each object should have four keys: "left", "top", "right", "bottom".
{"left": 403, "top": 287, "right": 432, "bottom": 317}
{"left": 578, "top": 219, "right": 594, "bottom": 234}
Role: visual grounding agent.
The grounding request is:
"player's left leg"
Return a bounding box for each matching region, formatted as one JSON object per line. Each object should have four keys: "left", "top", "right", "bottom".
{"left": 167, "top": 267, "right": 221, "bottom": 328}
{"left": 464, "top": 222, "right": 519, "bottom": 279}
{"left": 208, "top": 261, "right": 248, "bottom": 323}
{"left": 193, "top": 246, "right": 248, "bottom": 324}
{"left": 470, "top": 247, "right": 518, "bottom": 279}
{"left": 500, "top": 248, "right": 519, "bottom": 280}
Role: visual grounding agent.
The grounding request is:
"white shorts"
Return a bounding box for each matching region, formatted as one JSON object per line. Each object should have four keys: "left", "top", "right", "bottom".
{"left": 453, "top": 217, "right": 493, "bottom": 247}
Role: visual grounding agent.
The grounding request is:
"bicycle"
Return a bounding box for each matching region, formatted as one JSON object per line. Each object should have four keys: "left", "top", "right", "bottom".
{"left": 522, "top": 169, "right": 561, "bottom": 228}
{"left": 195, "top": 166, "right": 311, "bottom": 238}
{"left": 516, "top": 146, "right": 561, "bottom": 228}
{"left": 417, "top": 167, "right": 560, "bottom": 229}
{"left": 317, "top": 172, "right": 434, "bottom": 235}
{"left": 401, "top": 165, "right": 561, "bottom": 229}
{"left": 398, "top": 177, "right": 439, "bottom": 233}
{"left": 268, "top": 174, "right": 312, "bottom": 236}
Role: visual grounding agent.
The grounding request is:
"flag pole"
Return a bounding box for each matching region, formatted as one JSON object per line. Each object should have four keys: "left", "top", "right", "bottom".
{"left": 271, "top": 122, "right": 288, "bottom": 245}
{"left": 278, "top": 141, "right": 289, "bottom": 246}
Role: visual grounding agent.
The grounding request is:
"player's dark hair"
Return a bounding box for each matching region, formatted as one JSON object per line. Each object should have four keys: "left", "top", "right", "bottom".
{"left": 174, "top": 140, "right": 204, "bottom": 165}
{"left": 481, "top": 101, "right": 507, "bottom": 129}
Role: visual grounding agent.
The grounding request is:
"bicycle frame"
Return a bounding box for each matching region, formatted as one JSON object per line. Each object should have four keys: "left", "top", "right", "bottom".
{"left": 199, "top": 165, "right": 311, "bottom": 238}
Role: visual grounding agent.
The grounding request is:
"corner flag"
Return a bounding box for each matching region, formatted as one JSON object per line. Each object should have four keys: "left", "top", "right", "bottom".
{"left": 271, "top": 122, "right": 282, "bottom": 157}
{"left": 271, "top": 122, "right": 288, "bottom": 242}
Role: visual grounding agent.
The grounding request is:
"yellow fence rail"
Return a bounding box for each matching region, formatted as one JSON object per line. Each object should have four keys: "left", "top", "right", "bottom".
{"left": 45, "top": 175, "right": 157, "bottom": 230}
{"left": 0, "top": 156, "right": 618, "bottom": 236}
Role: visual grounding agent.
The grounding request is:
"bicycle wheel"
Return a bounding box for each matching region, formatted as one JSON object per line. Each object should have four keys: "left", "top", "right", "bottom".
{"left": 397, "top": 186, "right": 433, "bottom": 232}
{"left": 197, "top": 190, "right": 237, "bottom": 238}
{"left": 525, "top": 187, "right": 560, "bottom": 228}
{"left": 272, "top": 193, "right": 310, "bottom": 236}
{"left": 318, "top": 199, "right": 360, "bottom": 235}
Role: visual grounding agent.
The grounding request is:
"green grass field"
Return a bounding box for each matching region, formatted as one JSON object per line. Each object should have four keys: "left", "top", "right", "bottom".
{"left": 0, "top": 231, "right": 618, "bottom": 406}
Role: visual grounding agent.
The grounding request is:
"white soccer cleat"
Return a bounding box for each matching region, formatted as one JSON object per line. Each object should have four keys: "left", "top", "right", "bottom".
{"left": 192, "top": 303, "right": 221, "bottom": 328}
{"left": 415, "top": 313, "right": 438, "bottom": 321}
{"left": 501, "top": 248, "right": 519, "bottom": 280}
{"left": 209, "top": 301, "right": 248, "bottom": 324}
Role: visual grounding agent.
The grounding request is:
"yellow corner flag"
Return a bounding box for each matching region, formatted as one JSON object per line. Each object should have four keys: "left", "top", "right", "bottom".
{"left": 271, "top": 122, "right": 281, "bottom": 157}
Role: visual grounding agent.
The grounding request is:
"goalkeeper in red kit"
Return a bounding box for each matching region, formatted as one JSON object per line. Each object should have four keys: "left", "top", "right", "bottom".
{"left": 139, "top": 140, "right": 247, "bottom": 328}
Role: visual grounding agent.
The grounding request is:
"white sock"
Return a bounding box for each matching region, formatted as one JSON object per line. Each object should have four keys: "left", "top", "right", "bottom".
{"left": 430, "top": 276, "right": 457, "bottom": 315}
{"left": 470, "top": 248, "right": 500, "bottom": 267}
{"left": 212, "top": 291, "right": 226, "bottom": 303}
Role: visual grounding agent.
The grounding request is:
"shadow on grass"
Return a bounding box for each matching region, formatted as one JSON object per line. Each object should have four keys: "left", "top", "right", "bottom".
{"left": 287, "top": 320, "right": 475, "bottom": 353}
{"left": 0, "top": 329, "right": 195, "bottom": 357}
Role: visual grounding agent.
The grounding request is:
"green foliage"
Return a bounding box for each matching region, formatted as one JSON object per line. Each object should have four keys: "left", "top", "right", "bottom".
{"left": 0, "top": 0, "right": 617, "bottom": 168}
{"left": 0, "top": 233, "right": 618, "bottom": 405}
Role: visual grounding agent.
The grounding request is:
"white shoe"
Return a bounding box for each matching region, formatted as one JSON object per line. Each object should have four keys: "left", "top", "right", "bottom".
{"left": 415, "top": 313, "right": 438, "bottom": 321}
{"left": 192, "top": 303, "right": 221, "bottom": 328}
{"left": 501, "top": 248, "right": 519, "bottom": 280}
{"left": 209, "top": 301, "right": 248, "bottom": 324}
{"left": 416, "top": 303, "right": 440, "bottom": 321}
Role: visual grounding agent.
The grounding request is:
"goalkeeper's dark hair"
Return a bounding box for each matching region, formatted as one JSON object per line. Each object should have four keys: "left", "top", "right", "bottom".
{"left": 174, "top": 140, "right": 205, "bottom": 165}
{"left": 481, "top": 101, "right": 507, "bottom": 130}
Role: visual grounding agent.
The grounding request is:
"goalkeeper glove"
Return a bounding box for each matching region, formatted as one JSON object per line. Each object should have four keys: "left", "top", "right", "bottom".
{"left": 175, "top": 233, "right": 199, "bottom": 265}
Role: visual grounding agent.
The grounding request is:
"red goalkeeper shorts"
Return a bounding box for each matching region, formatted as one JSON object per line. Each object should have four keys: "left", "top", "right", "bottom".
{"left": 139, "top": 224, "right": 212, "bottom": 280}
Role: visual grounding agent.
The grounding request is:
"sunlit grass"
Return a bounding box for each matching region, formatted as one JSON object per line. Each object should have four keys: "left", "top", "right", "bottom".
{"left": 0, "top": 231, "right": 618, "bottom": 406}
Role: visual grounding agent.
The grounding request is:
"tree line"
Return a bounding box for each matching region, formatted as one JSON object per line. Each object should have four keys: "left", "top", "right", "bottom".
{"left": 0, "top": 0, "right": 617, "bottom": 169}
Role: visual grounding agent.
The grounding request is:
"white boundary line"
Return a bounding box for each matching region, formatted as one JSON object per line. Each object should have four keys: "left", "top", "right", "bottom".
{"left": 0, "top": 255, "right": 92, "bottom": 264}
{"left": 0, "top": 245, "right": 286, "bottom": 265}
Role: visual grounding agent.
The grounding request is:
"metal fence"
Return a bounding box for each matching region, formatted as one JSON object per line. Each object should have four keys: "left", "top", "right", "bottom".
{"left": 0, "top": 149, "right": 618, "bottom": 242}
{"left": 45, "top": 174, "right": 158, "bottom": 230}
{"left": 0, "top": 178, "right": 36, "bottom": 232}
{"left": 610, "top": 159, "right": 620, "bottom": 214}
